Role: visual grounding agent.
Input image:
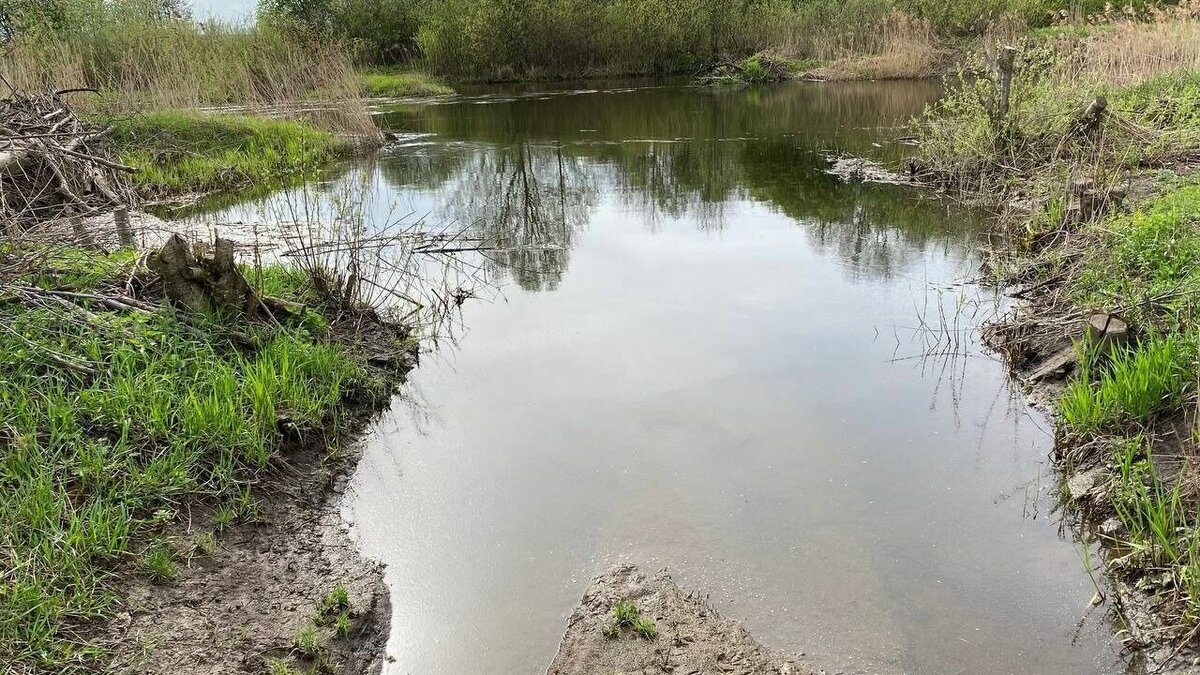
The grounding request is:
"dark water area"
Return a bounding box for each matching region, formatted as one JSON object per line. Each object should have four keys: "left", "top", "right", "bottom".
{"left": 201, "top": 80, "right": 1128, "bottom": 674}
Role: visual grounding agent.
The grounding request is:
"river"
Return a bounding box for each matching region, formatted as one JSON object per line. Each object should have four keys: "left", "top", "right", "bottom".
{"left": 201, "top": 79, "right": 1128, "bottom": 674}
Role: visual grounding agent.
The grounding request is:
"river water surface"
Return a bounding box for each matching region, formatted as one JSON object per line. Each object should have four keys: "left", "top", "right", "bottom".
{"left": 208, "top": 80, "right": 1127, "bottom": 674}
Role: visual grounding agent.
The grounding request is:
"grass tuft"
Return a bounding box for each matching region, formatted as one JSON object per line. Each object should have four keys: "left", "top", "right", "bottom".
{"left": 1060, "top": 335, "right": 1192, "bottom": 434}
{"left": 632, "top": 616, "right": 658, "bottom": 640}
{"left": 612, "top": 599, "right": 639, "bottom": 626}
{"left": 294, "top": 621, "right": 322, "bottom": 658}
{"left": 141, "top": 544, "right": 179, "bottom": 584}
{"left": 321, "top": 585, "right": 351, "bottom": 615}
{"left": 607, "top": 598, "right": 657, "bottom": 640}
{"left": 266, "top": 657, "right": 300, "bottom": 675}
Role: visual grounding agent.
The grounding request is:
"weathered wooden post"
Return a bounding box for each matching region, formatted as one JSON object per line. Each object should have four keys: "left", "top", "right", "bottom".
{"left": 994, "top": 45, "right": 1018, "bottom": 126}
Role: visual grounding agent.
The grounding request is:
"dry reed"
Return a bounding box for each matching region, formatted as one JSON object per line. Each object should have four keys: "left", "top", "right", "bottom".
{"left": 0, "top": 23, "right": 375, "bottom": 137}
{"left": 809, "top": 11, "right": 942, "bottom": 81}
{"left": 1083, "top": 1, "right": 1200, "bottom": 85}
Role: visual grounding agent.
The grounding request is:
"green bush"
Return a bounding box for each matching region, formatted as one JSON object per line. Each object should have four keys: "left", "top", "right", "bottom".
{"left": 259, "top": 0, "right": 425, "bottom": 63}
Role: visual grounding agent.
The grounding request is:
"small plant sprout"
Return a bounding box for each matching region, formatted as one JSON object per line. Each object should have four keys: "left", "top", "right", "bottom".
{"left": 214, "top": 505, "right": 236, "bottom": 531}
{"left": 265, "top": 657, "right": 298, "bottom": 675}
{"left": 312, "top": 652, "right": 337, "bottom": 675}
{"left": 334, "top": 610, "right": 353, "bottom": 638}
{"left": 141, "top": 544, "right": 178, "bottom": 583}
{"left": 193, "top": 531, "right": 219, "bottom": 556}
{"left": 294, "top": 622, "right": 321, "bottom": 658}
{"left": 612, "top": 599, "right": 639, "bottom": 626}
{"left": 322, "top": 584, "right": 351, "bottom": 614}
{"left": 632, "top": 617, "right": 659, "bottom": 640}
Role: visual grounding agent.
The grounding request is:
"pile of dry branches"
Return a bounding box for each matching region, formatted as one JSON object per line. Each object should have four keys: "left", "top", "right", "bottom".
{"left": 0, "top": 91, "right": 136, "bottom": 232}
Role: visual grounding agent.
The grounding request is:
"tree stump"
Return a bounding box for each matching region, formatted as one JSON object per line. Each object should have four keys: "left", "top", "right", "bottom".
{"left": 148, "top": 234, "right": 260, "bottom": 318}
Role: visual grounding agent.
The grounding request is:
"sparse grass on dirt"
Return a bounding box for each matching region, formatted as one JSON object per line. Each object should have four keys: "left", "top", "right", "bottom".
{"left": 102, "top": 112, "right": 346, "bottom": 199}
{"left": 605, "top": 598, "right": 657, "bottom": 640}
{"left": 294, "top": 622, "right": 322, "bottom": 658}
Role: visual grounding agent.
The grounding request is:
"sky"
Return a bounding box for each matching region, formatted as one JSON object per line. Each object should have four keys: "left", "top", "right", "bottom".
{"left": 190, "top": 0, "right": 257, "bottom": 20}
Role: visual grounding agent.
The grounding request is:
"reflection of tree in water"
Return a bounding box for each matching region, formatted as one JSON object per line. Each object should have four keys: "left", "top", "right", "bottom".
{"left": 609, "top": 140, "right": 739, "bottom": 232}
{"left": 439, "top": 141, "right": 595, "bottom": 291}
{"left": 370, "top": 79, "right": 976, "bottom": 283}
{"left": 736, "top": 141, "right": 978, "bottom": 280}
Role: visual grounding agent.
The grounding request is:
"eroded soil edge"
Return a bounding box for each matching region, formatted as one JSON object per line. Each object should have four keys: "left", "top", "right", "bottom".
{"left": 107, "top": 431, "right": 394, "bottom": 674}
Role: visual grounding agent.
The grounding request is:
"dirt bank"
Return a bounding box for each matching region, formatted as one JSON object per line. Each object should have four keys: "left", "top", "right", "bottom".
{"left": 548, "top": 565, "right": 809, "bottom": 675}
{"left": 105, "top": 435, "right": 395, "bottom": 674}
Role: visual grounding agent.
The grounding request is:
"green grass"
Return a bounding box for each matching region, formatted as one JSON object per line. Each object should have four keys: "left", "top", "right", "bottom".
{"left": 358, "top": 69, "right": 454, "bottom": 97}
{"left": 141, "top": 543, "right": 179, "bottom": 583}
{"left": 607, "top": 598, "right": 656, "bottom": 640}
{"left": 294, "top": 622, "right": 322, "bottom": 658}
{"left": 0, "top": 248, "right": 371, "bottom": 670}
{"left": 1059, "top": 335, "right": 1192, "bottom": 434}
{"left": 612, "top": 599, "right": 639, "bottom": 626}
{"left": 1077, "top": 180, "right": 1200, "bottom": 321}
{"left": 102, "top": 112, "right": 345, "bottom": 198}
{"left": 1110, "top": 437, "right": 1186, "bottom": 565}
{"left": 266, "top": 657, "right": 301, "bottom": 675}
{"left": 193, "top": 531, "right": 219, "bottom": 557}
{"left": 631, "top": 616, "right": 658, "bottom": 640}
{"left": 320, "top": 584, "right": 351, "bottom": 616}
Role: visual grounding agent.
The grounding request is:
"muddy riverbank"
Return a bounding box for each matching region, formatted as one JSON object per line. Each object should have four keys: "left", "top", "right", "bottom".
{"left": 106, "top": 436, "right": 394, "bottom": 674}
{"left": 975, "top": 169, "right": 1200, "bottom": 671}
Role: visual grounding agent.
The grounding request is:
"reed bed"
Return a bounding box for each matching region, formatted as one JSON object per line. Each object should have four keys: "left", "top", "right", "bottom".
{"left": 1082, "top": 1, "right": 1200, "bottom": 85}
{"left": 1, "top": 19, "right": 374, "bottom": 137}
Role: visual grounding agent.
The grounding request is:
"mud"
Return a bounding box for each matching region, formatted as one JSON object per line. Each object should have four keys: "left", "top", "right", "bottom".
{"left": 547, "top": 565, "right": 810, "bottom": 675}
{"left": 107, "top": 440, "right": 392, "bottom": 675}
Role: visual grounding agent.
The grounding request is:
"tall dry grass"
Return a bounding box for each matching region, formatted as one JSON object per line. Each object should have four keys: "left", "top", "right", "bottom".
{"left": 807, "top": 11, "right": 943, "bottom": 81}
{"left": 1082, "top": 1, "right": 1200, "bottom": 85}
{"left": 0, "top": 21, "right": 375, "bottom": 137}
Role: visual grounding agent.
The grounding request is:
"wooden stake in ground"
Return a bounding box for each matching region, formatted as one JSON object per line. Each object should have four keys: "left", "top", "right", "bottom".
{"left": 993, "top": 45, "right": 1018, "bottom": 150}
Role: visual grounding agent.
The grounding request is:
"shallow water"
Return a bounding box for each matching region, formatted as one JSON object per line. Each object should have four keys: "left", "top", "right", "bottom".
{"left": 204, "top": 80, "right": 1127, "bottom": 674}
